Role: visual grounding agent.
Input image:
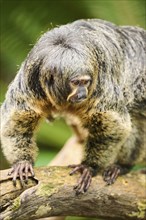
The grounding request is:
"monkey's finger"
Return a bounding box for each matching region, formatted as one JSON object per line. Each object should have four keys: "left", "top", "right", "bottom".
{"left": 68, "top": 164, "right": 79, "bottom": 168}
{"left": 74, "top": 169, "right": 90, "bottom": 192}
{"left": 24, "top": 165, "right": 29, "bottom": 183}
{"left": 77, "top": 171, "right": 91, "bottom": 193}
{"left": 103, "top": 169, "right": 111, "bottom": 179}
{"left": 29, "top": 164, "right": 35, "bottom": 177}
{"left": 112, "top": 167, "right": 121, "bottom": 178}
{"left": 73, "top": 173, "right": 85, "bottom": 189}
{"left": 103, "top": 175, "right": 110, "bottom": 182}
{"left": 84, "top": 175, "right": 92, "bottom": 192}
{"left": 74, "top": 168, "right": 88, "bottom": 187}
{"left": 75, "top": 184, "right": 85, "bottom": 195}
{"left": 18, "top": 164, "right": 26, "bottom": 187}
{"left": 103, "top": 165, "right": 121, "bottom": 185}
{"left": 8, "top": 167, "right": 15, "bottom": 176}
{"left": 75, "top": 175, "right": 89, "bottom": 194}
{"left": 109, "top": 167, "right": 121, "bottom": 184}
{"left": 74, "top": 179, "right": 83, "bottom": 194}
{"left": 69, "top": 166, "right": 81, "bottom": 175}
{"left": 103, "top": 168, "right": 112, "bottom": 181}
{"left": 82, "top": 170, "right": 91, "bottom": 187}
{"left": 12, "top": 166, "right": 20, "bottom": 186}
{"left": 69, "top": 164, "right": 85, "bottom": 175}
{"left": 19, "top": 172, "right": 25, "bottom": 188}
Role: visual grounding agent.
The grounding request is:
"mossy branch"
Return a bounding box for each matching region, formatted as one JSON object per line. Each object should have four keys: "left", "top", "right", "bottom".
{"left": 0, "top": 137, "right": 146, "bottom": 220}
{"left": 0, "top": 167, "right": 146, "bottom": 219}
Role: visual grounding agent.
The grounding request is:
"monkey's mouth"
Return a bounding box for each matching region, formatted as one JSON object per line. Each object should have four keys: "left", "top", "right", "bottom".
{"left": 67, "top": 87, "right": 87, "bottom": 103}
{"left": 70, "top": 94, "right": 87, "bottom": 103}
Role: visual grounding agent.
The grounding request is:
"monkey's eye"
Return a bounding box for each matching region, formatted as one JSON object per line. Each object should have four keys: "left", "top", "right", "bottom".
{"left": 71, "top": 79, "right": 80, "bottom": 86}
{"left": 80, "top": 79, "right": 91, "bottom": 85}
{"left": 70, "top": 79, "right": 91, "bottom": 87}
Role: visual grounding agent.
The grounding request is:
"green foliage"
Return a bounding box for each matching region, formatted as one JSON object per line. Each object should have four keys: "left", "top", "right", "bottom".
{"left": 37, "top": 119, "right": 72, "bottom": 150}
{"left": 35, "top": 150, "right": 57, "bottom": 166}
{"left": 1, "top": 0, "right": 145, "bottom": 82}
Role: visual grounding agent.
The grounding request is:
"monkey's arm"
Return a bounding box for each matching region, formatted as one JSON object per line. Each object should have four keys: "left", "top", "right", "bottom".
{"left": 69, "top": 110, "right": 132, "bottom": 193}
{"left": 85, "top": 111, "right": 131, "bottom": 165}
{"left": 0, "top": 82, "right": 41, "bottom": 185}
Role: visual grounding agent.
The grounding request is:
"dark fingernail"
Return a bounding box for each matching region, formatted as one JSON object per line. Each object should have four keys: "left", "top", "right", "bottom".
{"left": 13, "top": 180, "right": 16, "bottom": 187}
{"left": 73, "top": 185, "right": 78, "bottom": 189}
{"left": 75, "top": 191, "right": 80, "bottom": 195}
{"left": 25, "top": 179, "right": 28, "bottom": 184}
{"left": 20, "top": 181, "right": 25, "bottom": 188}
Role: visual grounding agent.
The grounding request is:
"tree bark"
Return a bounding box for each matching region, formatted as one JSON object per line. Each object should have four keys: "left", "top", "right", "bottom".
{"left": 45, "top": 136, "right": 83, "bottom": 220}
{"left": 0, "top": 166, "right": 146, "bottom": 220}
{"left": 0, "top": 136, "right": 146, "bottom": 220}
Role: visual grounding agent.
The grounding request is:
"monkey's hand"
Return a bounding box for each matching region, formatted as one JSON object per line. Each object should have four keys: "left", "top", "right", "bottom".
{"left": 69, "top": 164, "right": 94, "bottom": 194}
{"left": 103, "top": 164, "right": 132, "bottom": 185}
{"left": 8, "top": 160, "right": 34, "bottom": 187}
{"left": 103, "top": 164, "right": 121, "bottom": 185}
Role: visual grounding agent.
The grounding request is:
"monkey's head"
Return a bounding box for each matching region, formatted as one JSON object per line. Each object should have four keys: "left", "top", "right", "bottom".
{"left": 27, "top": 24, "right": 98, "bottom": 109}
{"left": 43, "top": 46, "right": 97, "bottom": 108}
{"left": 44, "top": 61, "right": 95, "bottom": 108}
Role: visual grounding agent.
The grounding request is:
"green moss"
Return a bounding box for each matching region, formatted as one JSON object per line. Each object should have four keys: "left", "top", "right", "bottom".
{"left": 137, "top": 201, "right": 146, "bottom": 219}
{"left": 12, "top": 197, "right": 21, "bottom": 211}
{"left": 36, "top": 182, "right": 59, "bottom": 197}
{"left": 129, "top": 200, "right": 146, "bottom": 219}
{"left": 4, "top": 217, "right": 11, "bottom": 220}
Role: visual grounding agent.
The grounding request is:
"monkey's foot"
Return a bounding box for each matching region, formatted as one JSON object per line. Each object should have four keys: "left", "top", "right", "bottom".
{"left": 8, "top": 160, "right": 34, "bottom": 187}
{"left": 68, "top": 164, "right": 92, "bottom": 194}
{"left": 103, "top": 164, "right": 121, "bottom": 185}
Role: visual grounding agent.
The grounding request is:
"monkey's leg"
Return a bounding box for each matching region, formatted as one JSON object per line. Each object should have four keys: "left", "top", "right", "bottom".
{"left": 106, "top": 114, "right": 146, "bottom": 184}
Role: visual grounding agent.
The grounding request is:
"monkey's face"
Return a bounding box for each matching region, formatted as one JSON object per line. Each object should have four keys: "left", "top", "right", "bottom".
{"left": 67, "top": 75, "right": 92, "bottom": 104}
{"left": 45, "top": 69, "right": 93, "bottom": 108}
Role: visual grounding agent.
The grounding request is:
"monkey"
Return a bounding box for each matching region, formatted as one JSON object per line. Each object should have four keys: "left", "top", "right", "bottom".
{"left": 0, "top": 19, "right": 146, "bottom": 194}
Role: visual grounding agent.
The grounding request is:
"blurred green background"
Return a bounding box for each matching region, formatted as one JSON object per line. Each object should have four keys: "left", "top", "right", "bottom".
{"left": 0, "top": 0, "right": 145, "bottom": 168}
{"left": 0, "top": 0, "right": 146, "bottom": 169}
{"left": 0, "top": 0, "right": 146, "bottom": 165}
{"left": 0, "top": 0, "right": 145, "bottom": 220}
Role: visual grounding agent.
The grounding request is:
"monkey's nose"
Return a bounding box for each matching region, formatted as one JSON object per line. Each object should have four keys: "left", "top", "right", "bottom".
{"left": 67, "top": 87, "right": 87, "bottom": 103}
{"left": 76, "top": 92, "right": 87, "bottom": 102}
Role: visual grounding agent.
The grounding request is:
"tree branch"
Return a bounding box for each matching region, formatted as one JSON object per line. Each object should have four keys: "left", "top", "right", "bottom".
{"left": 0, "top": 166, "right": 146, "bottom": 220}
{"left": 0, "top": 137, "right": 146, "bottom": 220}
